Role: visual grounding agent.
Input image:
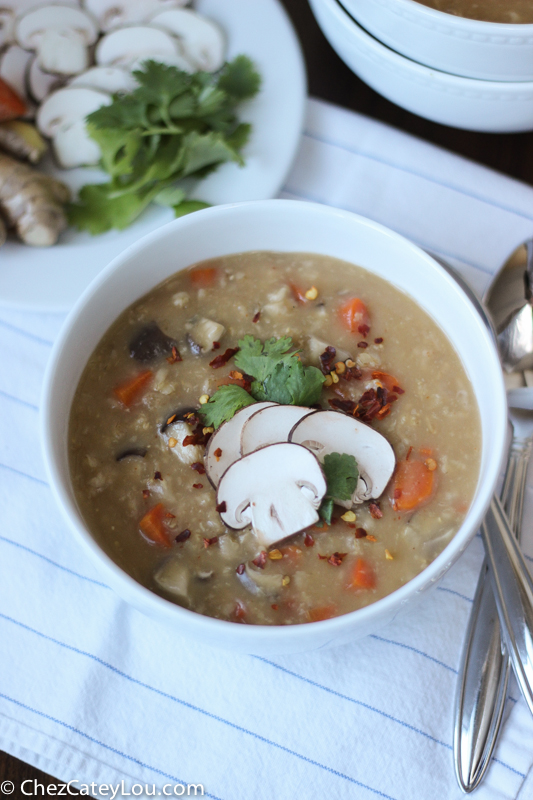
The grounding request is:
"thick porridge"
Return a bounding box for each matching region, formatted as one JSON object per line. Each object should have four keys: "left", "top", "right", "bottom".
{"left": 69, "top": 251, "right": 481, "bottom": 625}
{"left": 413, "top": 0, "right": 533, "bottom": 23}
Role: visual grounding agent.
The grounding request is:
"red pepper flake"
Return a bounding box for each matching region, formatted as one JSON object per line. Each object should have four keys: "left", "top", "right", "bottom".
{"left": 191, "top": 462, "right": 206, "bottom": 474}
{"left": 358, "top": 324, "right": 370, "bottom": 337}
{"left": 367, "top": 535, "right": 377, "bottom": 542}
{"left": 166, "top": 345, "right": 182, "bottom": 364}
{"left": 304, "top": 533, "right": 315, "bottom": 547}
{"left": 216, "top": 500, "right": 227, "bottom": 513}
{"left": 154, "top": 471, "right": 163, "bottom": 480}
{"left": 329, "top": 397, "right": 357, "bottom": 415}
{"left": 375, "top": 403, "right": 392, "bottom": 419}
{"left": 212, "top": 341, "right": 221, "bottom": 350}
{"left": 175, "top": 529, "right": 191, "bottom": 543}
{"left": 236, "top": 563, "right": 245, "bottom": 575}
{"left": 328, "top": 552, "right": 347, "bottom": 566}
{"left": 271, "top": 604, "right": 279, "bottom": 611}
{"left": 318, "top": 554, "right": 328, "bottom": 560}
{"left": 192, "top": 483, "right": 203, "bottom": 489}
{"left": 164, "top": 511, "right": 176, "bottom": 519}
{"left": 369, "top": 501, "right": 383, "bottom": 519}
{"left": 209, "top": 347, "right": 239, "bottom": 369}
{"left": 319, "top": 346, "right": 337, "bottom": 375}
{"left": 229, "top": 370, "right": 243, "bottom": 380}
{"left": 142, "top": 489, "right": 150, "bottom": 500}
{"left": 374, "top": 337, "right": 383, "bottom": 344}
{"left": 393, "top": 385, "right": 405, "bottom": 395}
{"left": 203, "top": 536, "right": 219, "bottom": 548}
{"left": 357, "top": 341, "right": 368, "bottom": 349}
{"left": 252, "top": 551, "right": 267, "bottom": 569}
{"left": 406, "top": 446, "right": 413, "bottom": 461}
{"left": 355, "top": 527, "right": 367, "bottom": 538}
{"left": 253, "top": 311, "right": 261, "bottom": 323}
{"left": 289, "top": 282, "right": 306, "bottom": 305}
{"left": 166, "top": 414, "right": 177, "bottom": 426}
{"left": 214, "top": 447, "right": 222, "bottom": 461}
{"left": 234, "top": 601, "right": 246, "bottom": 621}
{"left": 341, "top": 365, "right": 363, "bottom": 382}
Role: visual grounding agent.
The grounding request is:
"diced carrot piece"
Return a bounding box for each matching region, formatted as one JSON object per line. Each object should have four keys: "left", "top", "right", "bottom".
{"left": 189, "top": 266, "right": 219, "bottom": 288}
{"left": 372, "top": 370, "right": 400, "bottom": 393}
{"left": 113, "top": 370, "right": 153, "bottom": 407}
{"left": 308, "top": 604, "right": 337, "bottom": 622}
{"left": 349, "top": 558, "right": 376, "bottom": 590}
{"left": 390, "top": 458, "right": 435, "bottom": 511}
{"left": 139, "top": 503, "right": 172, "bottom": 547}
{"left": 289, "top": 282, "right": 306, "bottom": 305}
{"left": 0, "top": 77, "right": 26, "bottom": 121}
{"left": 339, "top": 297, "right": 370, "bottom": 333}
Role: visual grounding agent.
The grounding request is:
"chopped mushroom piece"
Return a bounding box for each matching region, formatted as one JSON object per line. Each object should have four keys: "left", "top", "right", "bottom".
{"left": 188, "top": 316, "right": 225, "bottom": 354}
{"left": 307, "top": 336, "right": 351, "bottom": 367}
{"left": 95, "top": 24, "right": 180, "bottom": 68}
{"left": 16, "top": 5, "right": 99, "bottom": 76}
{"left": 154, "top": 557, "right": 189, "bottom": 600}
{"left": 237, "top": 563, "right": 284, "bottom": 597}
{"left": 84, "top": 0, "right": 187, "bottom": 32}
{"left": 27, "top": 56, "right": 66, "bottom": 103}
{"left": 289, "top": 409, "right": 395, "bottom": 508}
{"left": 240, "top": 404, "right": 314, "bottom": 456}
{"left": 217, "top": 442, "right": 327, "bottom": 548}
{"left": 69, "top": 65, "right": 137, "bottom": 94}
{"left": 163, "top": 420, "right": 204, "bottom": 465}
{"left": 149, "top": 8, "right": 226, "bottom": 72}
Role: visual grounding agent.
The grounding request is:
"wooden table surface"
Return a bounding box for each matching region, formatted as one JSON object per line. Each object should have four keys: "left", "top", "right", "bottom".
{"left": 2, "top": 0, "right": 533, "bottom": 790}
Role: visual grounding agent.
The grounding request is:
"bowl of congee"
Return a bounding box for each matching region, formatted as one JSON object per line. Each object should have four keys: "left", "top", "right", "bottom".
{"left": 42, "top": 200, "right": 506, "bottom": 655}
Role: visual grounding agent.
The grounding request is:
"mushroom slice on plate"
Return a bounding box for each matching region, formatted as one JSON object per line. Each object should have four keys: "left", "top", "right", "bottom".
{"left": 240, "top": 404, "right": 314, "bottom": 456}
{"left": 289, "top": 409, "right": 395, "bottom": 507}
{"left": 69, "top": 65, "right": 137, "bottom": 94}
{"left": 149, "top": 8, "right": 225, "bottom": 72}
{"left": 16, "top": 5, "right": 99, "bottom": 76}
{"left": 1, "top": 0, "right": 81, "bottom": 49}
{"left": 204, "top": 401, "right": 276, "bottom": 488}
{"left": 217, "top": 442, "right": 327, "bottom": 548}
{"left": 95, "top": 24, "right": 180, "bottom": 68}
{"left": 27, "top": 56, "right": 66, "bottom": 103}
{"left": 0, "top": 45, "right": 34, "bottom": 117}
{"left": 37, "top": 86, "right": 112, "bottom": 167}
{"left": 84, "top": 0, "right": 187, "bottom": 33}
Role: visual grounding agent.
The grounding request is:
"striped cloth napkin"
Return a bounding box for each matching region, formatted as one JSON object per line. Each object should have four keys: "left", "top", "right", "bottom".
{"left": 2, "top": 97, "right": 533, "bottom": 800}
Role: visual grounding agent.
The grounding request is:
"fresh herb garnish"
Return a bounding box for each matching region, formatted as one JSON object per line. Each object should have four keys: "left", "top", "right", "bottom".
{"left": 68, "top": 57, "right": 261, "bottom": 234}
{"left": 319, "top": 452, "right": 359, "bottom": 523}
{"left": 199, "top": 384, "right": 255, "bottom": 429}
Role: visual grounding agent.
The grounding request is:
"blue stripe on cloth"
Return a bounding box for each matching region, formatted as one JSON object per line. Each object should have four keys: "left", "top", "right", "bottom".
{"left": 436, "top": 586, "right": 474, "bottom": 604}
{"left": 370, "top": 635, "right": 457, "bottom": 674}
{"left": 0, "top": 534, "right": 109, "bottom": 589}
{"left": 0, "top": 690, "right": 223, "bottom": 800}
{"left": 0, "top": 461, "right": 48, "bottom": 486}
{"left": 0, "top": 317, "right": 53, "bottom": 346}
{"left": 302, "top": 130, "right": 533, "bottom": 224}
{"left": 0, "top": 388, "right": 38, "bottom": 411}
{"left": 281, "top": 186, "right": 492, "bottom": 276}
{"left": 0, "top": 612, "right": 399, "bottom": 799}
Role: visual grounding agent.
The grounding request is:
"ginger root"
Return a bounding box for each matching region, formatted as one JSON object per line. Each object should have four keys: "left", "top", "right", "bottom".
{"left": 0, "top": 153, "right": 70, "bottom": 246}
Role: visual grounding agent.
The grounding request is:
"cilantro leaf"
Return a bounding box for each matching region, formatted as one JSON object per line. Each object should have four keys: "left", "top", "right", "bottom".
{"left": 251, "top": 360, "right": 324, "bottom": 406}
{"left": 322, "top": 453, "right": 359, "bottom": 502}
{"left": 198, "top": 385, "right": 256, "bottom": 429}
{"left": 67, "top": 183, "right": 160, "bottom": 234}
{"left": 235, "top": 335, "right": 295, "bottom": 382}
{"left": 218, "top": 55, "right": 261, "bottom": 101}
{"left": 173, "top": 200, "right": 210, "bottom": 218}
{"left": 319, "top": 498, "right": 334, "bottom": 525}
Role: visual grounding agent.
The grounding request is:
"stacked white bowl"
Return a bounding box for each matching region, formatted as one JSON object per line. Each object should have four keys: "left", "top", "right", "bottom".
{"left": 308, "top": 0, "right": 533, "bottom": 132}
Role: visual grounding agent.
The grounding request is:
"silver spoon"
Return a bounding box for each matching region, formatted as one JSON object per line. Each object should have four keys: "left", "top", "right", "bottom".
{"left": 452, "top": 240, "right": 533, "bottom": 791}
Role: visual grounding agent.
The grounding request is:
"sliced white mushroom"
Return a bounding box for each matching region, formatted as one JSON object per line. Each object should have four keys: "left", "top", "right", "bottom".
{"left": 217, "top": 443, "right": 327, "bottom": 548}
{"left": 69, "top": 65, "right": 137, "bottom": 93}
{"left": 204, "top": 401, "right": 276, "bottom": 487}
{"left": 154, "top": 557, "right": 189, "bottom": 601}
{"left": 128, "top": 49, "right": 194, "bottom": 74}
{"left": 149, "top": 8, "right": 225, "bottom": 72}
{"left": 84, "top": 0, "right": 187, "bottom": 33}
{"left": 307, "top": 336, "right": 351, "bottom": 368}
{"left": 237, "top": 563, "right": 284, "bottom": 597}
{"left": 241, "top": 405, "right": 314, "bottom": 457}
{"left": 27, "top": 55, "right": 66, "bottom": 103}
{"left": 187, "top": 316, "right": 225, "bottom": 354}
{"left": 16, "top": 6, "right": 99, "bottom": 77}
{"left": 163, "top": 419, "right": 204, "bottom": 466}
{"left": 289, "top": 409, "right": 395, "bottom": 508}
{"left": 37, "top": 86, "right": 112, "bottom": 167}
{"left": 95, "top": 24, "right": 179, "bottom": 69}
{"left": 1, "top": 0, "right": 81, "bottom": 49}
{"left": 0, "top": 45, "right": 34, "bottom": 117}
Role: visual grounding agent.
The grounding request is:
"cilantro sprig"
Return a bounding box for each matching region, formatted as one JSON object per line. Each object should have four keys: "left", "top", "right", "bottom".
{"left": 319, "top": 453, "right": 359, "bottom": 524}
{"left": 199, "top": 384, "right": 256, "bottom": 430}
{"left": 68, "top": 57, "right": 261, "bottom": 234}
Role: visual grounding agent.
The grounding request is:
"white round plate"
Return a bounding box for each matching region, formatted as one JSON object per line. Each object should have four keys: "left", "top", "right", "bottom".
{"left": 0, "top": 0, "right": 306, "bottom": 311}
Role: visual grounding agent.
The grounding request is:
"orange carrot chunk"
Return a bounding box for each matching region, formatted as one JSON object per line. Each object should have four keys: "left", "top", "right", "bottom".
{"left": 339, "top": 297, "right": 370, "bottom": 333}
{"left": 113, "top": 370, "right": 153, "bottom": 407}
{"left": 349, "top": 557, "right": 376, "bottom": 590}
{"left": 189, "top": 266, "right": 219, "bottom": 288}
{"left": 139, "top": 503, "right": 172, "bottom": 547}
{"left": 390, "top": 458, "right": 435, "bottom": 511}
{"left": 0, "top": 77, "right": 26, "bottom": 121}
{"left": 308, "top": 604, "right": 337, "bottom": 622}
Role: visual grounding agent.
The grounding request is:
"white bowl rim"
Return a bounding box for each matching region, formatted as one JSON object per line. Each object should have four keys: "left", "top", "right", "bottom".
{"left": 328, "top": 0, "right": 533, "bottom": 88}
{"left": 41, "top": 199, "right": 507, "bottom": 645}
{"left": 373, "top": 0, "right": 533, "bottom": 31}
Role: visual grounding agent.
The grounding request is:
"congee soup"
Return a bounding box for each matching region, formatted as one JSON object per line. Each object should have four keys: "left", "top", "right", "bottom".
{"left": 69, "top": 251, "right": 481, "bottom": 625}
{"left": 413, "top": 0, "right": 533, "bottom": 23}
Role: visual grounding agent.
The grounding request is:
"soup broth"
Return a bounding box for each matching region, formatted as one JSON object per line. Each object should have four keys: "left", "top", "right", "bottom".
{"left": 413, "top": 0, "right": 533, "bottom": 24}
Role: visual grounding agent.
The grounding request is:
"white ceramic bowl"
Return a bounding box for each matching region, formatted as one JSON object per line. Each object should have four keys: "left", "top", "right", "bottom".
{"left": 340, "top": 0, "right": 533, "bottom": 82}
{"left": 309, "top": 0, "right": 533, "bottom": 132}
{"left": 41, "top": 200, "right": 507, "bottom": 655}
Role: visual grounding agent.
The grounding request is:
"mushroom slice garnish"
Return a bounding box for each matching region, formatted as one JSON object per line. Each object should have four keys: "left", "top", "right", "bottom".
{"left": 85, "top": 0, "right": 187, "bottom": 33}
{"left": 149, "top": 9, "right": 225, "bottom": 72}
{"left": 289, "top": 409, "right": 395, "bottom": 507}
{"left": 216, "top": 442, "right": 327, "bottom": 548}
{"left": 69, "top": 65, "right": 137, "bottom": 94}
{"left": 27, "top": 56, "right": 66, "bottom": 103}
{"left": 16, "top": 5, "right": 98, "bottom": 76}
{"left": 204, "top": 401, "right": 276, "bottom": 488}
{"left": 240, "top": 404, "right": 314, "bottom": 456}
{"left": 95, "top": 24, "right": 180, "bottom": 69}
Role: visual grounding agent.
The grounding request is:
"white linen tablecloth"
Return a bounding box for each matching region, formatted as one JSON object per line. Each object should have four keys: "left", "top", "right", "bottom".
{"left": 1, "top": 97, "right": 533, "bottom": 800}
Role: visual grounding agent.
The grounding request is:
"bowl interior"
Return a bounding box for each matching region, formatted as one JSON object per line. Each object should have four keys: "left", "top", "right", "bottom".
{"left": 41, "top": 200, "right": 507, "bottom": 652}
